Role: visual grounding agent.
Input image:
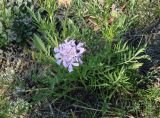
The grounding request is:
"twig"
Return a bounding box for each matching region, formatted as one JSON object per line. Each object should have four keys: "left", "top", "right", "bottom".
{"left": 70, "top": 109, "right": 77, "bottom": 118}
{"left": 48, "top": 102, "right": 55, "bottom": 118}
{"left": 72, "top": 104, "right": 102, "bottom": 112}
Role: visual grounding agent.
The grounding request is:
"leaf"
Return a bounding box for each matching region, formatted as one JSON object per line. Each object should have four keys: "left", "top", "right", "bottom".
{"left": 27, "top": 7, "right": 38, "bottom": 22}
{"left": 132, "top": 63, "right": 143, "bottom": 69}
{"left": 130, "top": 0, "right": 136, "bottom": 11}
{"left": 0, "top": 21, "right": 3, "bottom": 33}
{"left": 117, "top": 15, "right": 126, "bottom": 28}
{"left": 33, "top": 34, "right": 47, "bottom": 54}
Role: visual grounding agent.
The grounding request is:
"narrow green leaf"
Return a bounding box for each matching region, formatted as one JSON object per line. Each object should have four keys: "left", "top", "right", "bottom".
{"left": 132, "top": 63, "right": 143, "bottom": 69}
{"left": 33, "top": 34, "right": 47, "bottom": 54}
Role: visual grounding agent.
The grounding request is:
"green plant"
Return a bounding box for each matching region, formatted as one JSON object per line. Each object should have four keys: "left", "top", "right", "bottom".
{"left": 0, "top": 0, "right": 37, "bottom": 47}
{"left": 24, "top": 0, "right": 156, "bottom": 117}
{"left": 1, "top": 0, "right": 159, "bottom": 117}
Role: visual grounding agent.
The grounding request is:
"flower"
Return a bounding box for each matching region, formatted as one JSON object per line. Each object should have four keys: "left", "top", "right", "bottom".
{"left": 54, "top": 39, "right": 85, "bottom": 72}
{"left": 58, "top": 0, "right": 72, "bottom": 7}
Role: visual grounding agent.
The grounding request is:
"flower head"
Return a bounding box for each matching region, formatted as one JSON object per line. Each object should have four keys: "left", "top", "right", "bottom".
{"left": 58, "top": 0, "right": 72, "bottom": 7}
{"left": 54, "top": 39, "right": 85, "bottom": 72}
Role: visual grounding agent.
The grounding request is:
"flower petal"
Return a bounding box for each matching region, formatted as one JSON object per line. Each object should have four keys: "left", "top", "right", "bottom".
{"left": 63, "top": 61, "right": 68, "bottom": 68}
{"left": 56, "top": 59, "right": 62, "bottom": 65}
{"left": 78, "top": 58, "right": 83, "bottom": 64}
{"left": 55, "top": 53, "right": 61, "bottom": 59}
{"left": 64, "top": 39, "right": 69, "bottom": 43}
{"left": 77, "top": 43, "right": 84, "bottom": 48}
{"left": 68, "top": 64, "right": 73, "bottom": 72}
{"left": 54, "top": 48, "right": 59, "bottom": 53}
{"left": 72, "top": 63, "right": 79, "bottom": 66}
{"left": 78, "top": 48, "right": 85, "bottom": 54}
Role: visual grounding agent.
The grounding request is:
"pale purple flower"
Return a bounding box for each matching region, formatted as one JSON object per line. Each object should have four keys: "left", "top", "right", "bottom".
{"left": 54, "top": 39, "right": 85, "bottom": 72}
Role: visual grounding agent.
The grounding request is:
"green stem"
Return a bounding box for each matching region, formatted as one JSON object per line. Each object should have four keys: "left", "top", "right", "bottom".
{"left": 63, "top": 7, "right": 70, "bottom": 39}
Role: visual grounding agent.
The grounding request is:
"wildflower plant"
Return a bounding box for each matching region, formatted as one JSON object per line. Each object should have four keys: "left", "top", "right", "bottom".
{"left": 0, "top": 0, "right": 159, "bottom": 118}
{"left": 25, "top": 0, "right": 159, "bottom": 117}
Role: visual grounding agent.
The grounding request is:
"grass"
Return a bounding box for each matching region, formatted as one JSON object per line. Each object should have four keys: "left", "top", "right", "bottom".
{"left": 0, "top": 0, "right": 160, "bottom": 117}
